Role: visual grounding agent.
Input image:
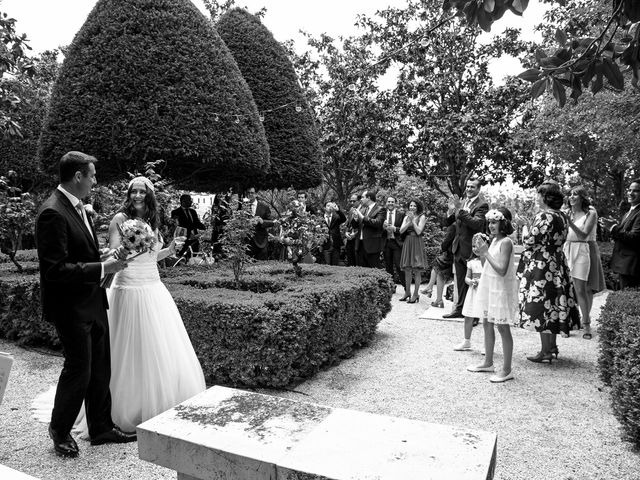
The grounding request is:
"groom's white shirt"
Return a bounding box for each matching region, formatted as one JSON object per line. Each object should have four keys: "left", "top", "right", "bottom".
{"left": 57, "top": 185, "right": 104, "bottom": 279}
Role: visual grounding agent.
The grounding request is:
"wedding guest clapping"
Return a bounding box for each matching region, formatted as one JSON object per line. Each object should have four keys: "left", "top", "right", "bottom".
{"left": 518, "top": 180, "right": 580, "bottom": 363}
{"left": 399, "top": 199, "right": 427, "bottom": 303}
{"left": 322, "top": 200, "right": 346, "bottom": 265}
{"left": 563, "top": 185, "right": 606, "bottom": 339}
{"left": 467, "top": 207, "right": 519, "bottom": 383}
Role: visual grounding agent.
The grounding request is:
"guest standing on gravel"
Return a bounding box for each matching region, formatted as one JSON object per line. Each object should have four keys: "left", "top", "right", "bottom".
{"left": 518, "top": 181, "right": 580, "bottom": 364}
{"left": 443, "top": 177, "right": 488, "bottom": 319}
{"left": 466, "top": 207, "right": 519, "bottom": 383}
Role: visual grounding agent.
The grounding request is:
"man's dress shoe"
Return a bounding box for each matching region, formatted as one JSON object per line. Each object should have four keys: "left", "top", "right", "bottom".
{"left": 90, "top": 425, "right": 137, "bottom": 446}
{"left": 49, "top": 425, "right": 79, "bottom": 458}
{"left": 442, "top": 310, "right": 464, "bottom": 319}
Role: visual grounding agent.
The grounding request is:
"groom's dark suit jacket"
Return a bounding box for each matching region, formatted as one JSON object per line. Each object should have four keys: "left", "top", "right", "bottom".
{"left": 36, "top": 188, "right": 113, "bottom": 437}
{"left": 37, "top": 189, "right": 106, "bottom": 323}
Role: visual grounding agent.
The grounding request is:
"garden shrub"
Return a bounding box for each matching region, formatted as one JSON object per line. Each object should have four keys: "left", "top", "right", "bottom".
{"left": 217, "top": 8, "right": 322, "bottom": 190}
{"left": 38, "top": 0, "right": 269, "bottom": 191}
{"left": 0, "top": 262, "right": 58, "bottom": 347}
{"left": 597, "top": 289, "right": 640, "bottom": 447}
{"left": 597, "top": 242, "right": 617, "bottom": 290}
{"left": 163, "top": 262, "right": 394, "bottom": 387}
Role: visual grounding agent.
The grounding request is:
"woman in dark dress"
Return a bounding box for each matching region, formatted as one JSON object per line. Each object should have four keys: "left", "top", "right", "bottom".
{"left": 399, "top": 199, "right": 428, "bottom": 303}
{"left": 518, "top": 181, "right": 581, "bottom": 363}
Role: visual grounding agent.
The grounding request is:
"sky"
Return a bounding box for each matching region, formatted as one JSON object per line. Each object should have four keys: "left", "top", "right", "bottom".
{"left": 1, "top": 0, "right": 547, "bottom": 83}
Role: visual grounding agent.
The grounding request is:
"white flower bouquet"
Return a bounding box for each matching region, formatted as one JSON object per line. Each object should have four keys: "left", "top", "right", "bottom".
{"left": 100, "top": 219, "right": 157, "bottom": 288}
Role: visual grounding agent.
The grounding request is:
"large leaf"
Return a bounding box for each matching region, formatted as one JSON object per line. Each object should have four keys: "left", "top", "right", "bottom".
{"left": 518, "top": 68, "right": 542, "bottom": 82}
{"left": 552, "top": 78, "right": 566, "bottom": 107}
{"left": 602, "top": 57, "right": 625, "bottom": 90}
{"left": 531, "top": 78, "right": 547, "bottom": 100}
{"left": 554, "top": 28, "right": 567, "bottom": 47}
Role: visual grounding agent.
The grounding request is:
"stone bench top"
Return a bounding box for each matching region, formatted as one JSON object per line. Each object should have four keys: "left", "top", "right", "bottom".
{"left": 138, "top": 386, "right": 497, "bottom": 480}
{"left": 0, "top": 464, "right": 40, "bottom": 479}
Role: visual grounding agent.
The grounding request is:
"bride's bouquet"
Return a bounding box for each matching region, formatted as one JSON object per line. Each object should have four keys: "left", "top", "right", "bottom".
{"left": 100, "top": 219, "right": 157, "bottom": 288}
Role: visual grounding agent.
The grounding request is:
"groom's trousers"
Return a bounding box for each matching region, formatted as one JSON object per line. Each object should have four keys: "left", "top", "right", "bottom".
{"left": 50, "top": 312, "right": 113, "bottom": 438}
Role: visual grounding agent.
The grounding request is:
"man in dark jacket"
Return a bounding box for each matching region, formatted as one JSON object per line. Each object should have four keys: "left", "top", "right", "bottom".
{"left": 443, "top": 177, "right": 489, "bottom": 318}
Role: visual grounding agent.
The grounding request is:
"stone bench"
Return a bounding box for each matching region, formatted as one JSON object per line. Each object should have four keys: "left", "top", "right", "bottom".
{"left": 0, "top": 464, "right": 40, "bottom": 479}
{"left": 138, "top": 386, "right": 497, "bottom": 480}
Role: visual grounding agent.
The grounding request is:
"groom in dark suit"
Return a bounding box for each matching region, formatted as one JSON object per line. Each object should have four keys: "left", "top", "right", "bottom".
{"left": 36, "top": 151, "right": 135, "bottom": 457}
{"left": 443, "top": 177, "right": 489, "bottom": 319}
{"left": 608, "top": 178, "right": 640, "bottom": 289}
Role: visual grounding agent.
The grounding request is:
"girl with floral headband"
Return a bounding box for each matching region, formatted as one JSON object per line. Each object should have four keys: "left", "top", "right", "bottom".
{"left": 466, "top": 207, "right": 519, "bottom": 383}
{"left": 106, "top": 177, "right": 206, "bottom": 431}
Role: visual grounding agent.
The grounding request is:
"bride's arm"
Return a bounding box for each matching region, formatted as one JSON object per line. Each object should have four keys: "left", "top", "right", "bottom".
{"left": 108, "top": 213, "right": 127, "bottom": 250}
{"left": 156, "top": 232, "right": 177, "bottom": 261}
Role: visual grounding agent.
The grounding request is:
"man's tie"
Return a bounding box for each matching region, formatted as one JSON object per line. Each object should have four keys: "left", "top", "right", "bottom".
{"left": 76, "top": 201, "right": 94, "bottom": 239}
{"left": 387, "top": 211, "right": 393, "bottom": 239}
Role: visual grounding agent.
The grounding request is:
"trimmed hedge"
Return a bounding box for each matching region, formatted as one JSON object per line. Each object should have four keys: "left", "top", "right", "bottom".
{"left": 163, "top": 263, "right": 394, "bottom": 387}
{"left": 597, "top": 289, "right": 640, "bottom": 447}
{"left": 0, "top": 260, "right": 393, "bottom": 388}
{"left": 38, "top": 0, "right": 269, "bottom": 190}
{"left": 217, "top": 8, "right": 322, "bottom": 190}
{"left": 0, "top": 262, "right": 58, "bottom": 347}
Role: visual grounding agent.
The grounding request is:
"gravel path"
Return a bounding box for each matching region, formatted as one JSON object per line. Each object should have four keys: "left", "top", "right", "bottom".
{"left": 1, "top": 289, "right": 638, "bottom": 479}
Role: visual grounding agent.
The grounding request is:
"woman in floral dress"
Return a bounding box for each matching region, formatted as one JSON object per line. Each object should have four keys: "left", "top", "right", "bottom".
{"left": 518, "top": 180, "right": 581, "bottom": 363}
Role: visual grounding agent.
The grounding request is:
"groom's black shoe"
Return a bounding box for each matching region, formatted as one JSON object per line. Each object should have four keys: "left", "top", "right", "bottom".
{"left": 90, "top": 425, "right": 137, "bottom": 446}
{"left": 49, "top": 425, "right": 79, "bottom": 458}
{"left": 442, "top": 310, "right": 464, "bottom": 319}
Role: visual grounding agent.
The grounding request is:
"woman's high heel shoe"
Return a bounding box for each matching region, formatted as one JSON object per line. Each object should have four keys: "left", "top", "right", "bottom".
{"left": 549, "top": 346, "right": 559, "bottom": 359}
{"left": 399, "top": 294, "right": 411, "bottom": 302}
{"left": 407, "top": 295, "right": 420, "bottom": 304}
{"left": 431, "top": 300, "right": 444, "bottom": 308}
{"left": 527, "top": 351, "right": 553, "bottom": 364}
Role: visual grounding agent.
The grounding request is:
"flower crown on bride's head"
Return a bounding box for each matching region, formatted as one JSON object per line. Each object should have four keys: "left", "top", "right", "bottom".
{"left": 128, "top": 176, "right": 155, "bottom": 192}
{"left": 485, "top": 209, "right": 505, "bottom": 222}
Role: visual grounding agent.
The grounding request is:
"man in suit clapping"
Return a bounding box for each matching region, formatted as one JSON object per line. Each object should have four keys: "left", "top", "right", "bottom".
{"left": 171, "top": 194, "right": 206, "bottom": 259}
{"left": 602, "top": 178, "right": 640, "bottom": 289}
{"left": 383, "top": 195, "right": 405, "bottom": 286}
{"left": 352, "top": 190, "right": 387, "bottom": 269}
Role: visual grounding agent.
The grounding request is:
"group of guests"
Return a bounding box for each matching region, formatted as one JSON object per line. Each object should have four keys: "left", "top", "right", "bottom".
{"left": 447, "top": 177, "right": 640, "bottom": 384}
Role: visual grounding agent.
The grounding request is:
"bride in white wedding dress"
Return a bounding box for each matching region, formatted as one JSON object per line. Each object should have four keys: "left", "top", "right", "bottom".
{"left": 106, "top": 176, "right": 206, "bottom": 431}
{"left": 32, "top": 176, "right": 206, "bottom": 435}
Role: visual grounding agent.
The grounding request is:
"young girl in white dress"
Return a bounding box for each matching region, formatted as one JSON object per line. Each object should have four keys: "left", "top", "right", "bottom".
{"left": 107, "top": 177, "right": 206, "bottom": 431}
{"left": 453, "top": 252, "right": 484, "bottom": 351}
{"left": 466, "top": 207, "right": 519, "bottom": 383}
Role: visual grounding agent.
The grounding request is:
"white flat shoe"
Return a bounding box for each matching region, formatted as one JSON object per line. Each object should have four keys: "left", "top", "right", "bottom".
{"left": 467, "top": 365, "right": 495, "bottom": 373}
{"left": 489, "top": 372, "right": 514, "bottom": 383}
{"left": 453, "top": 342, "right": 472, "bottom": 351}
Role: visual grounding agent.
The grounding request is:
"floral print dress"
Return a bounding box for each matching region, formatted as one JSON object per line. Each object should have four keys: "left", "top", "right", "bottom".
{"left": 517, "top": 211, "right": 581, "bottom": 334}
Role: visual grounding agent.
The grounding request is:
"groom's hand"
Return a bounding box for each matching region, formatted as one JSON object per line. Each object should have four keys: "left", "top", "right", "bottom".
{"left": 103, "top": 257, "right": 128, "bottom": 274}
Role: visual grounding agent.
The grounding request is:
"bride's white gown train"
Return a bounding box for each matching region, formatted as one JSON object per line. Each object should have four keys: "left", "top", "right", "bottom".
{"left": 32, "top": 242, "right": 206, "bottom": 436}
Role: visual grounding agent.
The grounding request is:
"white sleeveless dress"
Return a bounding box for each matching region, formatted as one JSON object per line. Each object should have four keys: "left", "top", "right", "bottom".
{"left": 107, "top": 240, "right": 206, "bottom": 431}
{"left": 473, "top": 237, "right": 519, "bottom": 325}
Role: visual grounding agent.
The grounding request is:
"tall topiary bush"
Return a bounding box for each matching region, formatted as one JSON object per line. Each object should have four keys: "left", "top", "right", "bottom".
{"left": 217, "top": 8, "right": 322, "bottom": 189}
{"left": 38, "top": 0, "right": 269, "bottom": 191}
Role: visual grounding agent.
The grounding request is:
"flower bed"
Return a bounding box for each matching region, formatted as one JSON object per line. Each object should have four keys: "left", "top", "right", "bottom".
{"left": 0, "top": 260, "right": 394, "bottom": 388}
{"left": 598, "top": 289, "right": 640, "bottom": 447}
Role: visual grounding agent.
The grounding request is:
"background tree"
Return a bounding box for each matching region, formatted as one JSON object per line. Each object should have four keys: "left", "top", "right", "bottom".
{"left": 37, "top": 0, "right": 269, "bottom": 191}
{"left": 443, "top": 0, "right": 640, "bottom": 105}
{"left": 217, "top": 8, "right": 322, "bottom": 190}
{"left": 0, "top": 50, "right": 60, "bottom": 191}
{"left": 0, "top": 10, "right": 35, "bottom": 139}
{"left": 361, "top": 0, "right": 533, "bottom": 195}
{"left": 292, "top": 31, "right": 409, "bottom": 205}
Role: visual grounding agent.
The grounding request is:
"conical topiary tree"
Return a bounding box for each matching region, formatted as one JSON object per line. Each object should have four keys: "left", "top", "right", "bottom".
{"left": 38, "top": 0, "right": 269, "bottom": 191}
{"left": 217, "top": 8, "right": 321, "bottom": 190}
